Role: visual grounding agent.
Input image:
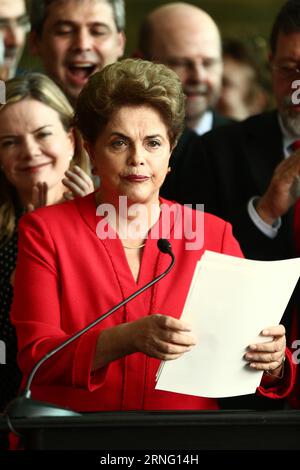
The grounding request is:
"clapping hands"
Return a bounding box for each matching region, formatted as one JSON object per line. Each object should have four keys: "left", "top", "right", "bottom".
{"left": 62, "top": 165, "right": 94, "bottom": 200}
{"left": 26, "top": 166, "right": 94, "bottom": 212}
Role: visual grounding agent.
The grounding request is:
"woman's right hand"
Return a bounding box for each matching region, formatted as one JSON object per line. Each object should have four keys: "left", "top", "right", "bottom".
{"left": 128, "top": 314, "right": 197, "bottom": 360}
{"left": 93, "top": 314, "right": 197, "bottom": 370}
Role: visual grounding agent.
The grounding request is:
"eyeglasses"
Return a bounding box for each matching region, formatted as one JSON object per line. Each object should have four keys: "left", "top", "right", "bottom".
{"left": 271, "top": 63, "right": 300, "bottom": 79}
{"left": 166, "top": 57, "right": 222, "bottom": 72}
{"left": 0, "top": 15, "right": 30, "bottom": 33}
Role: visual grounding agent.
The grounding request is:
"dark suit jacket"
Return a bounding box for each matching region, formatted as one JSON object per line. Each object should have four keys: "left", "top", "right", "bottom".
{"left": 160, "top": 111, "right": 233, "bottom": 202}
{"left": 200, "top": 110, "right": 296, "bottom": 261}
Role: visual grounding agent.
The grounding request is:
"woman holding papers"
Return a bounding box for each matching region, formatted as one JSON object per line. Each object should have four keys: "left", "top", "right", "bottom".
{"left": 11, "top": 59, "right": 295, "bottom": 413}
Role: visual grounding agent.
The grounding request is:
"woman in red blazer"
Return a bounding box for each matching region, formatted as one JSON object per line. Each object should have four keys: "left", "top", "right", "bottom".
{"left": 11, "top": 59, "right": 294, "bottom": 413}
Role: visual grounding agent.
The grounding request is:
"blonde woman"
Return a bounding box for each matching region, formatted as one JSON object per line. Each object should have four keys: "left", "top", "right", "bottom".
{"left": 0, "top": 73, "right": 93, "bottom": 431}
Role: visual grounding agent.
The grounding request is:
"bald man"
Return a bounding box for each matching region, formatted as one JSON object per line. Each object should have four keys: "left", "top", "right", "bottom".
{"left": 138, "top": 2, "right": 227, "bottom": 134}
{"left": 137, "top": 3, "right": 231, "bottom": 206}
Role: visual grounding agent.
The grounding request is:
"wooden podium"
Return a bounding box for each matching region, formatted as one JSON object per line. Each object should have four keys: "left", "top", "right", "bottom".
{"left": 1, "top": 410, "right": 300, "bottom": 450}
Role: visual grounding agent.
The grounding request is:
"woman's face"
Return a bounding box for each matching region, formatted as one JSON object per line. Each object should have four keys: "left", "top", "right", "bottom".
{"left": 88, "top": 105, "right": 172, "bottom": 207}
{"left": 0, "top": 98, "right": 74, "bottom": 200}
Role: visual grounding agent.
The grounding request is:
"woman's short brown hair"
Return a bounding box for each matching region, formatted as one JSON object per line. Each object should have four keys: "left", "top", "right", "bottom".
{"left": 74, "top": 58, "right": 185, "bottom": 147}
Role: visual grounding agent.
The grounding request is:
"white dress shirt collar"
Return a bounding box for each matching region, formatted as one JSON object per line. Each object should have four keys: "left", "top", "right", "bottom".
{"left": 193, "top": 110, "right": 214, "bottom": 135}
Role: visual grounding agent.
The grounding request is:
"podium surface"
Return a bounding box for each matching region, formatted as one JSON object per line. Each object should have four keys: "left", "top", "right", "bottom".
{"left": 1, "top": 410, "right": 300, "bottom": 450}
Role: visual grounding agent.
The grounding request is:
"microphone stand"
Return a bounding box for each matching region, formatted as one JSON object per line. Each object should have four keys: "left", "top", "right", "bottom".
{"left": 5, "top": 239, "right": 175, "bottom": 427}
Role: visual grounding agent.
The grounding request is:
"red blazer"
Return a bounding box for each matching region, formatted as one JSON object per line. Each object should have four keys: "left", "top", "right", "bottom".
{"left": 11, "top": 194, "right": 295, "bottom": 411}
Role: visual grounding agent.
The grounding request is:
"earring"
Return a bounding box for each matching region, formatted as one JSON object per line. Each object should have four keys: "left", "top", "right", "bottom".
{"left": 167, "top": 167, "right": 171, "bottom": 173}
{"left": 69, "top": 153, "right": 73, "bottom": 161}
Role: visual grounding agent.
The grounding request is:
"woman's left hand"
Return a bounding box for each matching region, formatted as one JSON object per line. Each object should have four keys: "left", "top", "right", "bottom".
{"left": 245, "top": 325, "right": 286, "bottom": 378}
{"left": 62, "top": 165, "right": 94, "bottom": 200}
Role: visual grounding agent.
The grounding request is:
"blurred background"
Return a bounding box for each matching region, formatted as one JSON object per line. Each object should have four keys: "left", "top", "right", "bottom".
{"left": 21, "top": 0, "right": 286, "bottom": 70}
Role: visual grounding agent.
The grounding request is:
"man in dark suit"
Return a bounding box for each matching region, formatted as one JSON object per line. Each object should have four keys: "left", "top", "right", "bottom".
{"left": 162, "top": 0, "right": 300, "bottom": 409}
{"left": 163, "top": 0, "right": 300, "bottom": 264}
{"left": 198, "top": 110, "right": 294, "bottom": 261}
{"left": 181, "top": 1, "right": 300, "bottom": 263}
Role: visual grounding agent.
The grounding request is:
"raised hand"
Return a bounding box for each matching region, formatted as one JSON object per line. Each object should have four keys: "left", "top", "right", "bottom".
{"left": 256, "top": 150, "right": 300, "bottom": 225}
{"left": 62, "top": 165, "right": 94, "bottom": 200}
{"left": 26, "top": 182, "right": 48, "bottom": 213}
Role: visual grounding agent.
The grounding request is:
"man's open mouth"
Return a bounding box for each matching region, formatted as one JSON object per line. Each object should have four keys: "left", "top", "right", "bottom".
{"left": 66, "top": 63, "right": 98, "bottom": 82}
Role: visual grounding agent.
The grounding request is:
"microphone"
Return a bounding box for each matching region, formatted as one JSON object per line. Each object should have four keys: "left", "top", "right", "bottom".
{"left": 157, "top": 238, "right": 173, "bottom": 254}
{"left": 5, "top": 238, "right": 175, "bottom": 424}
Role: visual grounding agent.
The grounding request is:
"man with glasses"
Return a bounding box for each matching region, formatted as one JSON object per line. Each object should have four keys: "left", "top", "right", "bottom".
{"left": 137, "top": 3, "right": 232, "bottom": 204}
{"left": 195, "top": 0, "right": 300, "bottom": 263}
{"left": 0, "top": 0, "right": 29, "bottom": 79}
{"left": 137, "top": 2, "right": 227, "bottom": 135}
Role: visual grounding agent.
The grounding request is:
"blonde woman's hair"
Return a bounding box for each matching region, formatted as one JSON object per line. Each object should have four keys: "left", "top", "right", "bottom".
{"left": 0, "top": 73, "right": 89, "bottom": 246}
{"left": 74, "top": 58, "right": 186, "bottom": 147}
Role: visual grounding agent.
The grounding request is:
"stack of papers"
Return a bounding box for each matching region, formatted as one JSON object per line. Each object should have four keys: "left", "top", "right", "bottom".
{"left": 156, "top": 251, "right": 300, "bottom": 398}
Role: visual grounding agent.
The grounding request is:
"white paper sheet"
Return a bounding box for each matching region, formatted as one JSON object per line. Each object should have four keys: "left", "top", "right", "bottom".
{"left": 155, "top": 251, "right": 300, "bottom": 398}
